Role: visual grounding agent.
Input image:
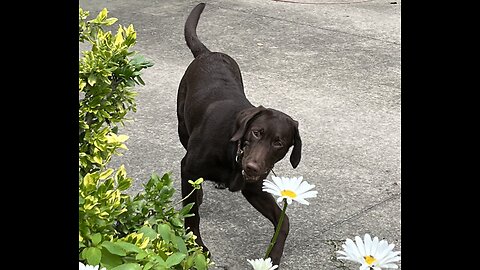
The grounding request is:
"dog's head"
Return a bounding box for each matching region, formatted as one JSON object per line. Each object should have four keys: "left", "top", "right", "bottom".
{"left": 230, "top": 106, "right": 302, "bottom": 183}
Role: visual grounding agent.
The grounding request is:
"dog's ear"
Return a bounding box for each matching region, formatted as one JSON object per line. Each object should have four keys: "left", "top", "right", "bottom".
{"left": 290, "top": 120, "right": 302, "bottom": 168}
{"left": 230, "top": 106, "right": 266, "bottom": 142}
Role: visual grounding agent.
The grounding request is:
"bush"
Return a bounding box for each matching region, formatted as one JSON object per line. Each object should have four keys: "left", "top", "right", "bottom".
{"left": 79, "top": 7, "right": 211, "bottom": 269}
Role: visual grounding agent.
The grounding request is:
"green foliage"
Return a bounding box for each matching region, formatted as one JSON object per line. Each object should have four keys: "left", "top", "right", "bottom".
{"left": 79, "top": 6, "right": 153, "bottom": 176}
{"left": 79, "top": 7, "right": 211, "bottom": 269}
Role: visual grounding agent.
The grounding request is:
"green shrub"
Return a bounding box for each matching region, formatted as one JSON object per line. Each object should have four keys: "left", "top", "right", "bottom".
{"left": 79, "top": 7, "right": 211, "bottom": 269}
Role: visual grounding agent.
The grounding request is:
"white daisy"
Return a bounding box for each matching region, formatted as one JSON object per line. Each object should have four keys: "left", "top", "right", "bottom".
{"left": 262, "top": 176, "right": 317, "bottom": 205}
{"left": 336, "top": 234, "right": 401, "bottom": 270}
{"left": 247, "top": 257, "right": 279, "bottom": 270}
{"left": 79, "top": 262, "right": 106, "bottom": 270}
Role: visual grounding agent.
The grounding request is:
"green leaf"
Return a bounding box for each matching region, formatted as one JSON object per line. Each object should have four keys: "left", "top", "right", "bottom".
{"left": 166, "top": 253, "right": 186, "bottom": 267}
{"left": 91, "top": 233, "right": 102, "bottom": 246}
{"left": 179, "top": 202, "right": 194, "bottom": 217}
{"left": 93, "top": 155, "right": 103, "bottom": 165}
{"left": 194, "top": 178, "right": 204, "bottom": 185}
{"left": 83, "top": 173, "right": 96, "bottom": 187}
{"left": 100, "top": 249, "right": 123, "bottom": 269}
{"left": 101, "top": 241, "right": 127, "bottom": 256}
{"left": 117, "top": 176, "right": 132, "bottom": 191}
{"left": 115, "top": 241, "right": 142, "bottom": 253}
{"left": 152, "top": 255, "right": 167, "bottom": 267}
{"left": 88, "top": 73, "right": 97, "bottom": 86}
{"left": 185, "top": 255, "right": 195, "bottom": 269}
{"left": 135, "top": 251, "right": 147, "bottom": 260}
{"left": 99, "top": 169, "right": 114, "bottom": 180}
{"left": 143, "top": 261, "right": 155, "bottom": 270}
{"left": 84, "top": 247, "right": 102, "bottom": 266}
{"left": 157, "top": 224, "right": 171, "bottom": 243}
{"left": 170, "top": 216, "right": 184, "bottom": 228}
{"left": 111, "top": 263, "right": 142, "bottom": 270}
{"left": 138, "top": 226, "right": 157, "bottom": 241}
{"left": 104, "top": 18, "right": 118, "bottom": 26}
{"left": 194, "top": 253, "right": 207, "bottom": 270}
{"left": 95, "top": 8, "right": 108, "bottom": 22}
{"left": 80, "top": 80, "right": 87, "bottom": 91}
{"left": 172, "top": 235, "right": 187, "bottom": 254}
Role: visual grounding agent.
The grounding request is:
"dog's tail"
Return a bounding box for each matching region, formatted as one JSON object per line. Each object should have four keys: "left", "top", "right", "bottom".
{"left": 185, "top": 3, "right": 210, "bottom": 58}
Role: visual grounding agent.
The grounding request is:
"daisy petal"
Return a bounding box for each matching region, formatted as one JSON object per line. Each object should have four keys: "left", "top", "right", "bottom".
{"left": 291, "top": 176, "right": 304, "bottom": 191}
{"left": 271, "top": 176, "right": 283, "bottom": 188}
{"left": 364, "top": 234, "right": 372, "bottom": 255}
{"left": 299, "top": 190, "right": 318, "bottom": 199}
{"left": 355, "top": 235, "right": 366, "bottom": 256}
{"left": 344, "top": 238, "right": 362, "bottom": 262}
{"left": 295, "top": 181, "right": 315, "bottom": 194}
{"left": 262, "top": 180, "right": 279, "bottom": 190}
{"left": 360, "top": 265, "right": 370, "bottom": 270}
{"left": 262, "top": 187, "right": 280, "bottom": 196}
{"left": 382, "top": 263, "right": 399, "bottom": 269}
{"left": 375, "top": 239, "right": 389, "bottom": 258}
{"left": 263, "top": 175, "right": 317, "bottom": 206}
{"left": 294, "top": 197, "right": 310, "bottom": 205}
{"left": 371, "top": 236, "right": 380, "bottom": 257}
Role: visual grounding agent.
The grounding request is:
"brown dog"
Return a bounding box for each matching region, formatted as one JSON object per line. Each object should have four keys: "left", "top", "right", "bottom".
{"left": 177, "top": 3, "right": 302, "bottom": 266}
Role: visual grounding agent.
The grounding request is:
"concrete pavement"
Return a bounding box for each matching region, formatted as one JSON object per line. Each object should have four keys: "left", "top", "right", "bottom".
{"left": 79, "top": 0, "right": 401, "bottom": 269}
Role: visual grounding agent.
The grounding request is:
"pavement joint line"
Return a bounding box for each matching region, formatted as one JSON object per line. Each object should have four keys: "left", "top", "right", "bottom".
{"left": 318, "top": 192, "right": 400, "bottom": 234}
{"left": 273, "top": 0, "right": 375, "bottom": 5}
{"left": 210, "top": 3, "right": 400, "bottom": 46}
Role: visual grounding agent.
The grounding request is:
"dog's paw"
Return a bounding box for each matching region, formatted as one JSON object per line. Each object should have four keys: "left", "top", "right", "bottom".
{"left": 214, "top": 182, "right": 227, "bottom": 189}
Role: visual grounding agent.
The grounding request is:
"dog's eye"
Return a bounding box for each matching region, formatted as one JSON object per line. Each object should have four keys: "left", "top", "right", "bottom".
{"left": 252, "top": 130, "right": 261, "bottom": 138}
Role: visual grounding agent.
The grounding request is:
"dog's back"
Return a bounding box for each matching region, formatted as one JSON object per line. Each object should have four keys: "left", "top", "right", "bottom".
{"left": 178, "top": 3, "right": 252, "bottom": 146}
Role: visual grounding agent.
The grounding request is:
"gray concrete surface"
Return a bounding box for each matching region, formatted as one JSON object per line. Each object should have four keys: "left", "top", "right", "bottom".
{"left": 79, "top": 0, "right": 401, "bottom": 269}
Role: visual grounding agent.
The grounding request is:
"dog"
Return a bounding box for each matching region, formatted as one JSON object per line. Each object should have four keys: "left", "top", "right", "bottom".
{"left": 177, "top": 3, "right": 302, "bottom": 266}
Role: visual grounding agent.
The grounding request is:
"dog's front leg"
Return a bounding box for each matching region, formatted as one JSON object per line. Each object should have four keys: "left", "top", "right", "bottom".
{"left": 181, "top": 156, "right": 208, "bottom": 253}
{"left": 242, "top": 182, "right": 290, "bottom": 267}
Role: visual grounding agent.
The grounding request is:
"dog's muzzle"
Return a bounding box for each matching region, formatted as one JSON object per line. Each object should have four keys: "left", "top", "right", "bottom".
{"left": 241, "top": 169, "right": 271, "bottom": 183}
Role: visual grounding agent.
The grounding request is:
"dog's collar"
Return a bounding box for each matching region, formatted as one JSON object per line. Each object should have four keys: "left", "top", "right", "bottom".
{"left": 235, "top": 140, "right": 244, "bottom": 164}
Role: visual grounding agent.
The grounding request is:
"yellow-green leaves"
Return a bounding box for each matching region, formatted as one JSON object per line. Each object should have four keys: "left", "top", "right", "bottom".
{"left": 79, "top": 6, "right": 209, "bottom": 270}
{"left": 99, "top": 168, "right": 114, "bottom": 180}
{"left": 83, "top": 173, "right": 96, "bottom": 189}
{"left": 79, "top": 5, "right": 152, "bottom": 175}
{"left": 114, "top": 26, "right": 125, "bottom": 47}
{"left": 188, "top": 178, "right": 204, "bottom": 190}
{"left": 87, "top": 74, "right": 96, "bottom": 86}
{"left": 91, "top": 8, "right": 118, "bottom": 26}
{"left": 106, "top": 133, "right": 129, "bottom": 144}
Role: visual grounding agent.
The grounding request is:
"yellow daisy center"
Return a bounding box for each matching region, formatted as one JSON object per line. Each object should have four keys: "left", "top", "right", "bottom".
{"left": 364, "top": 255, "right": 377, "bottom": 265}
{"left": 280, "top": 189, "right": 297, "bottom": 198}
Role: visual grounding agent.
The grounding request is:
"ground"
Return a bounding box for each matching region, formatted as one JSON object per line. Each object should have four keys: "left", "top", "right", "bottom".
{"left": 79, "top": 0, "right": 401, "bottom": 269}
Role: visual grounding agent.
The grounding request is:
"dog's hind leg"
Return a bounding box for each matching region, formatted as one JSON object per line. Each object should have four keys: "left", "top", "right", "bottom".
{"left": 177, "top": 78, "right": 189, "bottom": 150}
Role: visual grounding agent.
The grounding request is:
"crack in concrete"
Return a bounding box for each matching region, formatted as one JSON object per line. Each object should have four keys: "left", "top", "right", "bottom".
{"left": 319, "top": 192, "right": 401, "bottom": 234}
{"left": 325, "top": 239, "right": 352, "bottom": 269}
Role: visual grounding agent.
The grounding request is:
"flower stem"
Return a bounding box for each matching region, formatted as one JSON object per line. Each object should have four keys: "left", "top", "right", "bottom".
{"left": 264, "top": 198, "right": 288, "bottom": 259}
{"left": 175, "top": 186, "right": 200, "bottom": 205}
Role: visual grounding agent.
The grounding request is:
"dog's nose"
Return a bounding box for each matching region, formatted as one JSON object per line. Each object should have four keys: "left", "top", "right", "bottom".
{"left": 245, "top": 162, "right": 260, "bottom": 175}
